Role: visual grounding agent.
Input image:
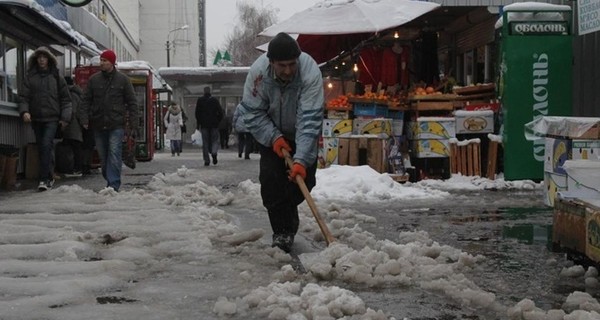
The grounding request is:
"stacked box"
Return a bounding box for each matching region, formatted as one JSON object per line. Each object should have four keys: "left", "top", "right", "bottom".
{"left": 407, "top": 117, "right": 455, "bottom": 159}
{"left": 553, "top": 197, "right": 588, "bottom": 254}
{"left": 317, "top": 137, "right": 339, "bottom": 169}
{"left": 327, "top": 109, "right": 352, "bottom": 119}
{"left": 454, "top": 110, "right": 494, "bottom": 134}
{"left": 585, "top": 199, "right": 600, "bottom": 264}
{"left": 561, "top": 160, "right": 600, "bottom": 199}
{"left": 544, "top": 171, "right": 568, "bottom": 207}
{"left": 406, "top": 117, "right": 456, "bottom": 139}
{"left": 322, "top": 119, "right": 353, "bottom": 138}
{"left": 352, "top": 118, "right": 392, "bottom": 138}
{"left": 544, "top": 137, "right": 572, "bottom": 175}
{"left": 338, "top": 137, "right": 387, "bottom": 173}
{"left": 353, "top": 102, "right": 388, "bottom": 118}
{"left": 410, "top": 139, "right": 451, "bottom": 158}
{"left": 572, "top": 139, "right": 600, "bottom": 161}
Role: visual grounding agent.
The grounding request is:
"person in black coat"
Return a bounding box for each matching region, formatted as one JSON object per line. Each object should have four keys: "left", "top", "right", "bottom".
{"left": 195, "top": 86, "right": 224, "bottom": 166}
{"left": 18, "top": 46, "right": 72, "bottom": 191}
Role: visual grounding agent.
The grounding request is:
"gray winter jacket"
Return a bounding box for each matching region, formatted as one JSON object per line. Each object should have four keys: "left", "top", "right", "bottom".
{"left": 18, "top": 47, "right": 72, "bottom": 123}
{"left": 239, "top": 52, "right": 324, "bottom": 167}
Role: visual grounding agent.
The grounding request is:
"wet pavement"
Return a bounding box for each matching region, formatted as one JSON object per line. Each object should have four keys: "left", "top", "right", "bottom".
{"left": 1, "top": 144, "right": 590, "bottom": 319}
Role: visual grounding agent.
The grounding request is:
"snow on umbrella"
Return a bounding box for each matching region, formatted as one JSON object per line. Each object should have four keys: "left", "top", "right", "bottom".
{"left": 260, "top": 0, "right": 441, "bottom": 37}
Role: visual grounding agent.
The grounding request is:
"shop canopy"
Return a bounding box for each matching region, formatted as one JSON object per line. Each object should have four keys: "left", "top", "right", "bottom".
{"left": 259, "top": 0, "right": 440, "bottom": 64}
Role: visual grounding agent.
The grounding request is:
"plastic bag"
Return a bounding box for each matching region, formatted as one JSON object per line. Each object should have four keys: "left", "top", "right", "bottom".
{"left": 191, "top": 129, "right": 203, "bottom": 147}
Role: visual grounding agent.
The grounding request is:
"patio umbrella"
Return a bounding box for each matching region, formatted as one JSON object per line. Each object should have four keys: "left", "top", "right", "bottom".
{"left": 260, "top": 0, "right": 441, "bottom": 36}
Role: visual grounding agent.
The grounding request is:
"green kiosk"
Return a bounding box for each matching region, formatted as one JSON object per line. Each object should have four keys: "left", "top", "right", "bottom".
{"left": 498, "top": 3, "right": 573, "bottom": 181}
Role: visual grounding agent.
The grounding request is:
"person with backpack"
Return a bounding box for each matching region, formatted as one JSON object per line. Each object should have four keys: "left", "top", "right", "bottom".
{"left": 164, "top": 102, "right": 184, "bottom": 156}
{"left": 18, "top": 47, "right": 72, "bottom": 191}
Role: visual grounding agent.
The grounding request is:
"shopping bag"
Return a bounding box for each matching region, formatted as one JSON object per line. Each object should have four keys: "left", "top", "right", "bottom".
{"left": 122, "top": 133, "right": 136, "bottom": 169}
{"left": 191, "top": 129, "right": 203, "bottom": 147}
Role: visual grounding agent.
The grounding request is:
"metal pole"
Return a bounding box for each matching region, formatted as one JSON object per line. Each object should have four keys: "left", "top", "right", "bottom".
{"left": 166, "top": 40, "right": 171, "bottom": 67}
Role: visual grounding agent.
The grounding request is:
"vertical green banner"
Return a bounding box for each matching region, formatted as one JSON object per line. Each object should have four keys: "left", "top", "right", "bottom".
{"left": 501, "top": 19, "right": 572, "bottom": 181}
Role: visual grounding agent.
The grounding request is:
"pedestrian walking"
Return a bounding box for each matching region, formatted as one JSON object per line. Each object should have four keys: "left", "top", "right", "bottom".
{"left": 164, "top": 102, "right": 184, "bottom": 156}
{"left": 238, "top": 32, "right": 324, "bottom": 252}
{"left": 195, "top": 86, "right": 224, "bottom": 166}
{"left": 61, "top": 77, "right": 85, "bottom": 177}
{"left": 80, "top": 49, "right": 138, "bottom": 192}
{"left": 18, "top": 46, "right": 72, "bottom": 191}
{"left": 218, "top": 114, "right": 232, "bottom": 149}
{"left": 179, "top": 108, "right": 188, "bottom": 154}
{"left": 232, "top": 104, "right": 252, "bottom": 160}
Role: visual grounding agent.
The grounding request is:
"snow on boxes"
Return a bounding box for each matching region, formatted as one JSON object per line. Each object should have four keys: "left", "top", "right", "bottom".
{"left": 526, "top": 116, "right": 600, "bottom": 206}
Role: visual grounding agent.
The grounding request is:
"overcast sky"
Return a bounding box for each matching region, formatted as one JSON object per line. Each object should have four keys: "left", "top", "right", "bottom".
{"left": 205, "top": 0, "right": 319, "bottom": 52}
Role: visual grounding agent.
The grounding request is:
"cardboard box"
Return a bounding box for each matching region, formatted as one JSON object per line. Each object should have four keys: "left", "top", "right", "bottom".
{"left": 552, "top": 197, "right": 588, "bottom": 254}
{"left": 338, "top": 137, "right": 387, "bottom": 173}
{"left": 327, "top": 109, "right": 352, "bottom": 119}
{"left": 352, "top": 118, "right": 392, "bottom": 138}
{"left": 454, "top": 110, "right": 494, "bottom": 134}
{"left": 407, "top": 117, "right": 456, "bottom": 139}
{"left": 543, "top": 171, "right": 568, "bottom": 207}
{"left": 572, "top": 139, "right": 600, "bottom": 162}
{"left": 562, "top": 160, "right": 600, "bottom": 199}
{"left": 322, "top": 119, "right": 353, "bottom": 138}
{"left": 584, "top": 199, "right": 600, "bottom": 263}
{"left": 410, "top": 139, "right": 451, "bottom": 158}
{"left": 538, "top": 117, "right": 600, "bottom": 139}
{"left": 317, "top": 137, "right": 339, "bottom": 168}
{"left": 543, "top": 137, "right": 572, "bottom": 175}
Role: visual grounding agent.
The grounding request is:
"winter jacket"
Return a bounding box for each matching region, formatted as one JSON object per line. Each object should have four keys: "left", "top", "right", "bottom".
{"left": 232, "top": 104, "right": 248, "bottom": 133}
{"left": 164, "top": 105, "right": 183, "bottom": 141}
{"left": 239, "top": 52, "right": 324, "bottom": 167}
{"left": 62, "top": 85, "right": 84, "bottom": 142}
{"left": 80, "top": 68, "right": 138, "bottom": 131}
{"left": 18, "top": 47, "right": 72, "bottom": 123}
{"left": 195, "top": 93, "right": 223, "bottom": 129}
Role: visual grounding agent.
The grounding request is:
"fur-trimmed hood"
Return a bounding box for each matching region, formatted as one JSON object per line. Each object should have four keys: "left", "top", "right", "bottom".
{"left": 27, "top": 46, "right": 58, "bottom": 71}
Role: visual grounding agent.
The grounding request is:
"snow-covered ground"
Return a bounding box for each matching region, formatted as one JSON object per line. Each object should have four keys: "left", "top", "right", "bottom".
{"left": 1, "top": 162, "right": 599, "bottom": 320}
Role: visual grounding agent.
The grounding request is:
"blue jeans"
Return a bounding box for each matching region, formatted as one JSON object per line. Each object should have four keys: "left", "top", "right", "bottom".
{"left": 95, "top": 128, "right": 124, "bottom": 191}
{"left": 32, "top": 121, "right": 58, "bottom": 182}
{"left": 170, "top": 139, "right": 182, "bottom": 155}
{"left": 200, "top": 128, "right": 220, "bottom": 163}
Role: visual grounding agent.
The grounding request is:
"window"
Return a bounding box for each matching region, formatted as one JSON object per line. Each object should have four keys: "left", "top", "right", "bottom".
{"left": 0, "top": 34, "right": 21, "bottom": 104}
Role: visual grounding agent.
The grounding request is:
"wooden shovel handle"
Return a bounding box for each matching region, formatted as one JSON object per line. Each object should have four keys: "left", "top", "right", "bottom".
{"left": 282, "top": 149, "right": 335, "bottom": 245}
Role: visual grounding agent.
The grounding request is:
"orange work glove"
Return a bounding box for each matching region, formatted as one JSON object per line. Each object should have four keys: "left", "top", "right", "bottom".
{"left": 288, "top": 163, "right": 306, "bottom": 181}
{"left": 272, "top": 136, "right": 292, "bottom": 158}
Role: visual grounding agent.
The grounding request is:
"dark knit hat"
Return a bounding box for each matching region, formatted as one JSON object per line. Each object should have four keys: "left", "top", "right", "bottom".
{"left": 100, "top": 49, "right": 117, "bottom": 65}
{"left": 267, "top": 33, "right": 301, "bottom": 61}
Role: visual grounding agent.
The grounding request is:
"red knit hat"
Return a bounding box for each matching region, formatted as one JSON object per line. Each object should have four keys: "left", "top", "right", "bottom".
{"left": 100, "top": 49, "right": 117, "bottom": 65}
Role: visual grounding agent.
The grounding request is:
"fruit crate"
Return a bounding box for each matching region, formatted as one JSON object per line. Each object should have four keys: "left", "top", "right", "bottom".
{"left": 352, "top": 102, "right": 388, "bottom": 118}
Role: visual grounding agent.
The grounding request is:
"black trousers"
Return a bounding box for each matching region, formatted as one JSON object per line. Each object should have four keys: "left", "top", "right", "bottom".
{"left": 259, "top": 143, "right": 317, "bottom": 236}
{"left": 237, "top": 132, "right": 253, "bottom": 158}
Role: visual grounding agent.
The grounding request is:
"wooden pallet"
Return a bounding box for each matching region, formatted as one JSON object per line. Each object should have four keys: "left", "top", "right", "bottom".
{"left": 449, "top": 140, "right": 481, "bottom": 177}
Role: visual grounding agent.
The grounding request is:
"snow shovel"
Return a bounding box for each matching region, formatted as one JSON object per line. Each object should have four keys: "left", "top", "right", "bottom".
{"left": 282, "top": 149, "right": 335, "bottom": 245}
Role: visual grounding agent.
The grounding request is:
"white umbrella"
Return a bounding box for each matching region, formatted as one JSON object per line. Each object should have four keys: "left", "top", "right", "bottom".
{"left": 260, "top": 0, "right": 441, "bottom": 36}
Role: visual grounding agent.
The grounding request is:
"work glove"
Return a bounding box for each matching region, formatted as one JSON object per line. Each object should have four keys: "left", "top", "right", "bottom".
{"left": 288, "top": 163, "right": 306, "bottom": 181}
{"left": 272, "top": 136, "right": 292, "bottom": 158}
